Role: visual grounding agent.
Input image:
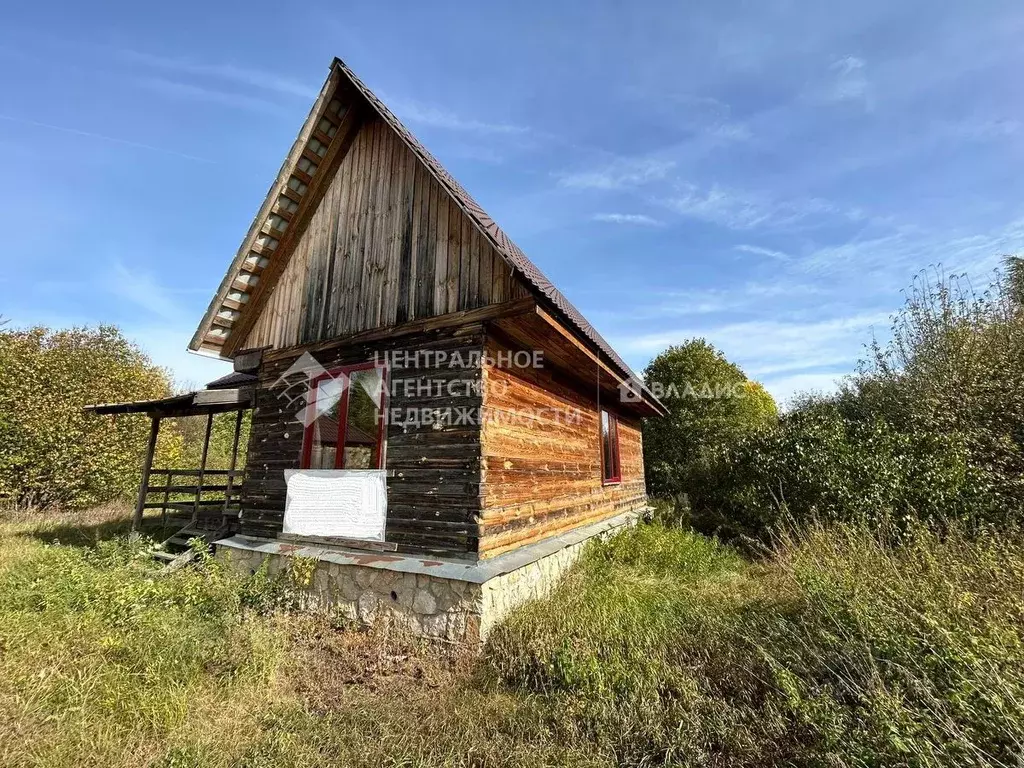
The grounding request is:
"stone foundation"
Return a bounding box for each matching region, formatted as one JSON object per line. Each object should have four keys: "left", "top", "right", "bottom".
{"left": 217, "top": 511, "right": 637, "bottom": 643}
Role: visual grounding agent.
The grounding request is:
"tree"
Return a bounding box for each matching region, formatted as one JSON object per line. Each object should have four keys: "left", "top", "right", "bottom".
{"left": 641, "top": 340, "right": 778, "bottom": 500}
{"left": 0, "top": 325, "right": 182, "bottom": 509}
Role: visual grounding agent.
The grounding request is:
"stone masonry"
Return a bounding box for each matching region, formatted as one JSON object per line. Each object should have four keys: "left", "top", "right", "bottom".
{"left": 218, "top": 511, "right": 637, "bottom": 644}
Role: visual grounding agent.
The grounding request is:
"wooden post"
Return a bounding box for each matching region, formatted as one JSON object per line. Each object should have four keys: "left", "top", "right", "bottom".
{"left": 194, "top": 412, "right": 214, "bottom": 525}
{"left": 134, "top": 415, "right": 161, "bottom": 531}
{"left": 222, "top": 409, "right": 244, "bottom": 527}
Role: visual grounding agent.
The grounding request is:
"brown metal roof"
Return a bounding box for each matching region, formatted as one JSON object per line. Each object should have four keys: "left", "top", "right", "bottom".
{"left": 329, "top": 58, "right": 663, "bottom": 412}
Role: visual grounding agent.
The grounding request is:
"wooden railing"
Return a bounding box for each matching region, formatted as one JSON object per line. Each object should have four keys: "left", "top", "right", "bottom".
{"left": 141, "top": 468, "right": 244, "bottom": 531}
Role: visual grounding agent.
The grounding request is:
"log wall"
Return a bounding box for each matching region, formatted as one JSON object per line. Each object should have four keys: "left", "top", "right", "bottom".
{"left": 244, "top": 116, "right": 529, "bottom": 351}
{"left": 240, "top": 326, "right": 485, "bottom": 557}
{"left": 478, "top": 332, "right": 648, "bottom": 558}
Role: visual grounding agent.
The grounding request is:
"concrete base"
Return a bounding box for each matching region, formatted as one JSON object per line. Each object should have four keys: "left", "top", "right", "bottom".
{"left": 216, "top": 511, "right": 639, "bottom": 643}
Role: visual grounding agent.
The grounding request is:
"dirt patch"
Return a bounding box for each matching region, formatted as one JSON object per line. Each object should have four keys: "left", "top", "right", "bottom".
{"left": 278, "top": 615, "right": 477, "bottom": 713}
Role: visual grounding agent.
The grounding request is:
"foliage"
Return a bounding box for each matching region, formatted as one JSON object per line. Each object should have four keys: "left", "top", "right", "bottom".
{"left": 0, "top": 326, "right": 183, "bottom": 509}
{"left": 0, "top": 324, "right": 251, "bottom": 511}
{"left": 641, "top": 340, "right": 778, "bottom": 499}
{"left": 681, "top": 262, "right": 1024, "bottom": 540}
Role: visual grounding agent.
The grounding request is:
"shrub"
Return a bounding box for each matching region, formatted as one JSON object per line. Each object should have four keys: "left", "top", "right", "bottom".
{"left": 641, "top": 340, "right": 778, "bottom": 500}
{"left": 683, "top": 263, "right": 1024, "bottom": 540}
{"left": 0, "top": 326, "right": 183, "bottom": 509}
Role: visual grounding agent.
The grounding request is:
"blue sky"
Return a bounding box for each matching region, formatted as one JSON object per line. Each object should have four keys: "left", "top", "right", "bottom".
{"left": 2, "top": 1, "right": 1023, "bottom": 404}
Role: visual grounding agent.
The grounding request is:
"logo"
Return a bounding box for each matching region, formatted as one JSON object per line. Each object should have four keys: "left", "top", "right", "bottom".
{"left": 271, "top": 352, "right": 344, "bottom": 428}
{"left": 618, "top": 378, "right": 644, "bottom": 403}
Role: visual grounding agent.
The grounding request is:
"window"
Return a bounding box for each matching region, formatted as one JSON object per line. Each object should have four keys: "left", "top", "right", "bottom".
{"left": 600, "top": 409, "right": 621, "bottom": 485}
{"left": 301, "top": 363, "right": 387, "bottom": 470}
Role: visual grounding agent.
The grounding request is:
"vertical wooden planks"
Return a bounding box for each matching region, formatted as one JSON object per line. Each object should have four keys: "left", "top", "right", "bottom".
{"left": 416, "top": 170, "right": 438, "bottom": 318}
{"left": 240, "top": 115, "right": 545, "bottom": 354}
{"left": 395, "top": 144, "right": 415, "bottom": 325}
{"left": 446, "top": 196, "right": 461, "bottom": 314}
{"left": 468, "top": 226, "right": 481, "bottom": 308}
{"left": 433, "top": 193, "right": 449, "bottom": 314}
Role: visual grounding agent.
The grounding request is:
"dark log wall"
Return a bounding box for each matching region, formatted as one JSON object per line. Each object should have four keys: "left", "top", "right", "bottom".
{"left": 240, "top": 326, "right": 485, "bottom": 557}
{"left": 478, "top": 333, "right": 647, "bottom": 558}
{"left": 244, "top": 116, "right": 530, "bottom": 351}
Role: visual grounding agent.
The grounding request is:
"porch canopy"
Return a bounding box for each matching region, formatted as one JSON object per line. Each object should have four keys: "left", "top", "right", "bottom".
{"left": 85, "top": 374, "right": 256, "bottom": 531}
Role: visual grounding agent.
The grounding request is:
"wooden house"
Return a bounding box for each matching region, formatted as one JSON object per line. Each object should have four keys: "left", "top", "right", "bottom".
{"left": 97, "top": 58, "right": 665, "bottom": 640}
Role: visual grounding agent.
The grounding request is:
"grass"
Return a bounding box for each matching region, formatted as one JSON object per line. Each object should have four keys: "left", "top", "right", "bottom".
{"left": 1, "top": 504, "right": 1022, "bottom": 767}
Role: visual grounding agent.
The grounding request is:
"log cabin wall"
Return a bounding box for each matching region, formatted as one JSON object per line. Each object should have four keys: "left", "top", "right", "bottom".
{"left": 244, "top": 115, "right": 529, "bottom": 352}
{"left": 241, "top": 325, "right": 485, "bottom": 558}
{"left": 478, "top": 332, "right": 648, "bottom": 558}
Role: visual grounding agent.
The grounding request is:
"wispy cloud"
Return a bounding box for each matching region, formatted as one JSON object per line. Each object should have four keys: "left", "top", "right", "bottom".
{"left": 615, "top": 311, "right": 889, "bottom": 386}
{"left": 592, "top": 212, "right": 663, "bottom": 226}
{"left": 799, "top": 216, "right": 1024, "bottom": 281}
{"left": 119, "top": 50, "right": 318, "bottom": 99}
{"left": 760, "top": 371, "right": 848, "bottom": 405}
{"left": 588, "top": 281, "right": 822, "bottom": 321}
{"left": 384, "top": 95, "right": 529, "bottom": 135}
{"left": 735, "top": 243, "right": 792, "bottom": 262}
{"left": 107, "top": 262, "right": 184, "bottom": 323}
{"left": 558, "top": 157, "right": 676, "bottom": 190}
{"left": 658, "top": 182, "right": 867, "bottom": 231}
{"left": 135, "top": 77, "right": 289, "bottom": 114}
{"left": 825, "top": 55, "right": 873, "bottom": 109}
{"left": 0, "top": 113, "right": 212, "bottom": 162}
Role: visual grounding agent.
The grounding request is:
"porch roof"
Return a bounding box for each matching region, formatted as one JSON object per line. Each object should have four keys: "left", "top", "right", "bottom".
{"left": 85, "top": 386, "right": 253, "bottom": 418}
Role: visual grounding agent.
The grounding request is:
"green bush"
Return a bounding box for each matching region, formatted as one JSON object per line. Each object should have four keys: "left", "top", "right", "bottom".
{"left": 0, "top": 326, "right": 183, "bottom": 509}
{"left": 641, "top": 340, "right": 778, "bottom": 500}
{"left": 681, "top": 263, "right": 1024, "bottom": 540}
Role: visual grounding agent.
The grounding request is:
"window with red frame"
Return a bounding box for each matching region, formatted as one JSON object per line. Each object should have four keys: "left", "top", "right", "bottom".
{"left": 301, "top": 363, "right": 387, "bottom": 470}
{"left": 600, "top": 409, "right": 621, "bottom": 484}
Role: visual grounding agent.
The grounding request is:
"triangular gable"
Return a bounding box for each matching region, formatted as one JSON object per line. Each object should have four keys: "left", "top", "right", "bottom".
{"left": 190, "top": 57, "right": 661, "bottom": 410}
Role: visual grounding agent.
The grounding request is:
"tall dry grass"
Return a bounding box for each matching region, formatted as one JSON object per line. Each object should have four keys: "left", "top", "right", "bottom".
{"left": 1, "top": 507, "right": 1021, "bottom": 767}
{"left": 488, "top": 521, "right": 1024, "bottom": 767}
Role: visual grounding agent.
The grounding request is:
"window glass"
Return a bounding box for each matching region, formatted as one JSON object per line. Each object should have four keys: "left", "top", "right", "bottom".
{"left": 342, "top": 367, "right": 384, "bottom": 469}
{"left": 303, "top": 365, "right": 385, "bottom": 470}
{"left": 308, "top": 376, "right": 344, "bottom": 469}
{"left": 601, "top": 409, "right": 621, "bottom": 484}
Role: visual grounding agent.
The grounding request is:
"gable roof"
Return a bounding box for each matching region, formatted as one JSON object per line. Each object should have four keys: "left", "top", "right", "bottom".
{"left": 190, "top": 57, "right": 663, "bottom": 413}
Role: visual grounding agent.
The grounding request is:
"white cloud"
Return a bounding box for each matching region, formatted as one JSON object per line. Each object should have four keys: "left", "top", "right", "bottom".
{"left": 661, "top": 183, "right": 772, "bottom": 229}
{"left": 735, "top": 243, "right": 792, "bottom": 262}
{"left": 799, "top": 217, "right": 1024, "bottom": 282}
{"left": 0, "top": 113, "right": 211, "bottom": 163}
{"left": 558, "top": 157, "right": 676, "bottom": 190}
{"left": 384, "top": 96, "right": 529, "bottom": 135}
{"left": 825, "top": 54, "right": 873, "bottom": 109}
{"left": 618, "top": 310, "right": 889, "bottom": 357}
{"left": 107, "top": 263, "right": 186, "bottom": 323}
{"left": 119, "top": 50, "right": 318, "bottom": 99}
{"left": 135, "top": 77, "right": 289, "bottom": 115}
{"left": 616, "top": 311, "right": 889, "bottom": 404}
{"left": 592, "top": 213, "right": 663, "bottom": 226}
{"left": 760, "top": 371, "right": 847, "bottom": 406}
{"left": 656, "top": 180, "right": 871, "bottom": 231}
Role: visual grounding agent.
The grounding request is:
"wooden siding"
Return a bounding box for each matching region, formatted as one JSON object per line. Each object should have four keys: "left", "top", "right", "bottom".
{"left": 240, "top": 326, "right": 486, "bottom": 557}
{"left": 478, "top": 332, "right": 647, "bottom": 558}
{"left": 244, "top": 116, "right": 529, "bottom": 351}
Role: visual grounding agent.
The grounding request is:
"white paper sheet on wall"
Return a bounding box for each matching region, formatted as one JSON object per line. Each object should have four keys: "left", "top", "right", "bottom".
{"left": 282, "top": 469, "right": 387, "bottom": 541}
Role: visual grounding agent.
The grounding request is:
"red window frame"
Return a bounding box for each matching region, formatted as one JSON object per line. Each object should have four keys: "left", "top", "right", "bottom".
{"left": 300, "top": 362, "right": 388, "bottom": 470}
{"left": 600, "top": 409, "right": 621, "bottom": 485}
